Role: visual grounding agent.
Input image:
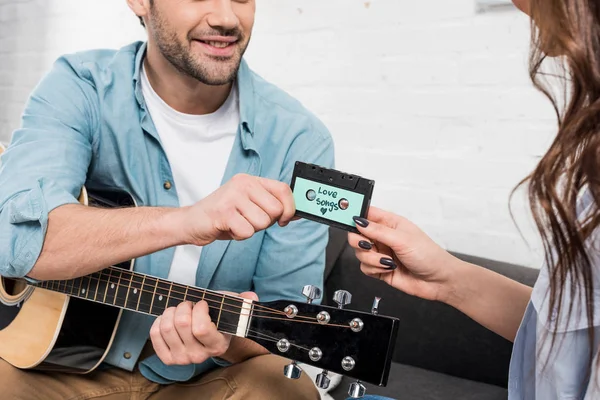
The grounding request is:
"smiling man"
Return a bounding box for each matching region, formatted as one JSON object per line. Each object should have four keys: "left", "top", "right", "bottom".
{"left": 0, "top": 0, "right": 333, "bottom": 399}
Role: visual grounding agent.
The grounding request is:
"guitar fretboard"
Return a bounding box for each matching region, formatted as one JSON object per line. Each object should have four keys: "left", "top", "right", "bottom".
{"left": 35, "top": 266, "right": 251, "bottom": 337}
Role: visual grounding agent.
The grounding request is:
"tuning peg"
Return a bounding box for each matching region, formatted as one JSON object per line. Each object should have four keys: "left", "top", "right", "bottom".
{"left": 348, "top": 380, "right": 366, "bottom": 398}
{"left": 333, "top": 290, "right": 352, "bottom": 309}
{"left": 315, "top": 370, "right": 331, "bottom": 389}
{"left": 302, "top": 285, "right": 321, "bottom": 304}
{"left": 372, "top": 296, "right": 381, "bottom": 315}
{"left": 283, "top": 361, "right": 302, "bottom": 379}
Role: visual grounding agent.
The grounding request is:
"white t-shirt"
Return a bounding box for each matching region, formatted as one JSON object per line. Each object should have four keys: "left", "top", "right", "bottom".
{"left": 141, "top": 66, "right": 239, "bottom": 285}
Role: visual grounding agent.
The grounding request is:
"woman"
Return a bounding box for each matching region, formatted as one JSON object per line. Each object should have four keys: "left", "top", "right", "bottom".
{"left": 348, "top": 0, "right": 600, "bottom": 399}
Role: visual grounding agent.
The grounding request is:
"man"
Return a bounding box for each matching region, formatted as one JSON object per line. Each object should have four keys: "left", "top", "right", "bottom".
{"left": 0, "top": 0, "right": 334, "bottom": 398}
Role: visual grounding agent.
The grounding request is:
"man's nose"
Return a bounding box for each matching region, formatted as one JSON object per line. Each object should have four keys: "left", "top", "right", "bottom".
{"left": 207, "top": 0, "right": 239, "bottom": 31}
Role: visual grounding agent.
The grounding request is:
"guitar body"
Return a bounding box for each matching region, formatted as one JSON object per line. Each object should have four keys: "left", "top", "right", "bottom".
{"left": 0, "top": 273, "right": 126, "bottom": 373}
{"left": 0, "top": 146, "right": 136, "bottom": 373}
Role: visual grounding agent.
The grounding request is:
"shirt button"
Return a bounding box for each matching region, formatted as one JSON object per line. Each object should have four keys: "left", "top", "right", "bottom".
{"left": 163, "top": 180, "right": 172, "bottom": 190}
{"left": 123, "top": 352, "right": 131, "bottom": 359}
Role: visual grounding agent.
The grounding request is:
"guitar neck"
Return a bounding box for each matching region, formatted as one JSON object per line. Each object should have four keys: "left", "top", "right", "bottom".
{"left": 33, "top": 266, "right": 253, "bottom": 337}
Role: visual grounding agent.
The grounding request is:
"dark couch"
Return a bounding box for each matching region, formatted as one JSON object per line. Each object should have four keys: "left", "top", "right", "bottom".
{"left": 321, "top": 227, "right": 540, "bottom": 400}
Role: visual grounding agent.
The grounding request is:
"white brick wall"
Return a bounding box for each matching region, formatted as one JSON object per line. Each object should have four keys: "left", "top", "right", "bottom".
{"left": 0, "top": 0, "right": 557, "bottom": 267}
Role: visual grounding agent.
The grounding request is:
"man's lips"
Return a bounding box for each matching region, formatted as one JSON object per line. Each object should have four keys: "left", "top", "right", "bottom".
{"left": 193, "top": 36, "right": 239, "bottom": 57}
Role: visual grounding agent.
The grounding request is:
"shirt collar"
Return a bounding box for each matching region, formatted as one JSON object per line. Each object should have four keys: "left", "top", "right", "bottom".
{"left": 132, "top": 41, "right": 256, "bottom": 136}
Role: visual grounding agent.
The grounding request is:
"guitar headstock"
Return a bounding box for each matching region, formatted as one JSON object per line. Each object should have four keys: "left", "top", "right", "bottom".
{"left": 247, "top": 285, "right": 399, "bottom": 396}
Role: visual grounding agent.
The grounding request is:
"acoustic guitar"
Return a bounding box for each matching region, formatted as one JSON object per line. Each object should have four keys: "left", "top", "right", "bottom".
{"left": 0, "top": 144, "right": 399, "bottom": 398}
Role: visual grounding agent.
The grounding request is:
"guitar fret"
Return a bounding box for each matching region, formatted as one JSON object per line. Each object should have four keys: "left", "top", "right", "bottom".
{"left": 71, "top": 278, "right": 79, "bottom": 296}
{"left": 95, "top": 272, "right": 108, "bottom": 303}
{"left": 123, "top": 271, "right": 143, "bottom": 311}
{"left": 114, "top": 270, "right": 129, "bottom": 308}
{"left": 72, "top": 278, "right": 79, "bottom": 295}
{"left": 166, "top": 282, "right": 183, "bottom": 309}
{"left": 123, "top": 271, "right": 133, "bottom": 308}
{"left": 84, "top": 274, "right": 92, "bottom": 298}
{"left": 149, "top": 277, "right": 159, "bottom": 312}
{"left": 166, "top": 282, "right": 177, "bottom": 309}
{"left": 151, "top": 280, "right": 172, "bottom": 316}
{"left": 103, "top": 269, "right": 117, "bottom": 305}
{"left": 114, "top": 269, "right": 122, "bottom": 306}
{"left": 88, "top": 273, "right": 99, "bottom": 300}
{"left": 217, "top": 296, "right": 225, "bottom": 328}
{"left": 136, "top": 275, "right": 146, "bottom": 311}
{"left": 137, "top": 275, "right": 155, "bottom": 314}
{"left": 102, "top": 269, "right": 112, "bottom": 304}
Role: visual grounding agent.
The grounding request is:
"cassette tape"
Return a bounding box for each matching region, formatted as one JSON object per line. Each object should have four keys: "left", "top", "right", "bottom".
{"left": 289, "top": 161, "right": 375, "bottom": 233}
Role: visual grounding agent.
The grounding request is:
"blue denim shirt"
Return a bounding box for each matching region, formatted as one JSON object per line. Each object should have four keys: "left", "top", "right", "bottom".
{"left": 0, "top": 41, "right": 334, "bottom": 383}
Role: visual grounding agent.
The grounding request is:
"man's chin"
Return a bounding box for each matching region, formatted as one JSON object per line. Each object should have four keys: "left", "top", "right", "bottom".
{"left": 192, "top": 60, "right": 241, "bottom": 85}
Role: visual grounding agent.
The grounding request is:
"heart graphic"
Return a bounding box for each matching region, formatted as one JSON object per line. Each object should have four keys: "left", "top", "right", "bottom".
{"left": 320, "top": 207, "right": 328, "bottom": 215}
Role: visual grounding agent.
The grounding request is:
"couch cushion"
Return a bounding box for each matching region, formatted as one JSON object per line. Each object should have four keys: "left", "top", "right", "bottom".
{"left": 330, "top": 363, "right": 508, "bottom": 400}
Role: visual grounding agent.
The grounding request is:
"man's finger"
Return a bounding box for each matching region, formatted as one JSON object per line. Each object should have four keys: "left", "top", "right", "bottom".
{"left": 237, "top": 200, "right": 273, "bottom": 231}
{"left": 174, "top": 302, "right": 206, "bottom": 353}
{"left": 191, "top": 301, "right": 228, "bottom": 355}
{"left": 227, "top": 212, "right": 255, "bottom": 241}
{"left": 256, "top": 178, "right": 296, "bottom": 224}
{"left": 150, "top": 317, "right": 174, "bottom": 365}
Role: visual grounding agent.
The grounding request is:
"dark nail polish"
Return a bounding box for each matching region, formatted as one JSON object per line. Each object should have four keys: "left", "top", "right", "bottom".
{"left": 380, "top": 257, "right": 397, "bottom": 270}
{"left": 358, "top": 240, "right": 372, "bottom": 250}
{"left": 353, "top": 216, "right": 369, "bottom": 228}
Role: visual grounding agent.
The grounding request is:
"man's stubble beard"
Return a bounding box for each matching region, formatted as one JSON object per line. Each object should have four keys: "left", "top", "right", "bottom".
{"left": 149, "top": 9, "right": 249, "bottom": 86}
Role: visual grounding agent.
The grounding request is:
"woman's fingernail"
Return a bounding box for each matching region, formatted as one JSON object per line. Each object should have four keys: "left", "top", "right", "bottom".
{"left": 358, "top": 240, "right": 372, "bottom": 250}
{"left": 380, "top": 257, "right": 397, "bottom": 270}
{"left": 353, "top": 216, "right": 369, "bottom": 228}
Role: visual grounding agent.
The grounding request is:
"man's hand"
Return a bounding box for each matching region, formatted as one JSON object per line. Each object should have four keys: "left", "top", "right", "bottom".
{"left": 182, "top": 174, "right": 296, "bottom": 247}
{"left": 150, "top": 291, "right": 259, "bottom": 366}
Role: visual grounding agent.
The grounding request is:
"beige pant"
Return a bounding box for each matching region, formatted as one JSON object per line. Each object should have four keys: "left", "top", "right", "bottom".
{"left": 0, "top": 347, "right": 319, "bottom": 400}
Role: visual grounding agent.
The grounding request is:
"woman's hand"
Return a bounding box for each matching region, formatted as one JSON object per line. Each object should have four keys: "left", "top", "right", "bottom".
{"left": 348, "top": 206, "right": 462, "bottom": 303}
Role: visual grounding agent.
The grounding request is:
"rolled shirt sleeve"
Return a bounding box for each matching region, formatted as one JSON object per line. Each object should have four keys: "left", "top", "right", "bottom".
{"left": 0, "top": 56, "right": 97, "bottom": 278}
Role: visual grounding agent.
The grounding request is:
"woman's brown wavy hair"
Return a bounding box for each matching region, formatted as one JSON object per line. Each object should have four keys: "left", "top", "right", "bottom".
{"left": 514, "top": 0, "right": 600, "bottom": 371}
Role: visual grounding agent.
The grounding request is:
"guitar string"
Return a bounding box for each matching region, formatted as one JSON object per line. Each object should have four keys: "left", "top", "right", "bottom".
{"left": 45, "top": 269, "right": 320, "bottom": 322}
{"left": 44, "top": 274, "right": 316, "bottom": 322}
{"left": 99, "top": 266, "right": 316, "bottom": 318}
{"left": 40, "top": 281, "right": 353, "bottom": 330}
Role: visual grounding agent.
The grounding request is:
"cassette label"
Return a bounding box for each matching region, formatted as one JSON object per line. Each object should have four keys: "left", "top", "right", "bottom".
{"left": 292, "top": 177, "right": 366, "bottom": 227}
{"left": 290, "top": 161, "right": 375, "bottom": 233}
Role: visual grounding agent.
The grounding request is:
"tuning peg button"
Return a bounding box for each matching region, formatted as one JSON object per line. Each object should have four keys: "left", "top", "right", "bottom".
{"left": 348, "top": 381, "right": 366, "bottom": 398}
{"left": 372, "top": 296, "right": 381, "bottom": 315}
{"left": 302, "top": 285, "right": 322, "bottom": 304}
{"left": 283, "top": 361, "right": 302, "bottom": 379}
{"left": 315, "top": 370, "right": 331, "bottom": 389}
{"left": 334, "top": 290, "right": 352, "bottom": 309}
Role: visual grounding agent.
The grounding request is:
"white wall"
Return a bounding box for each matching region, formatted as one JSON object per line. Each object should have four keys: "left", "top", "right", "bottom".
{"left": 0, "top": 0, "right": 558, "bottom": 267}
